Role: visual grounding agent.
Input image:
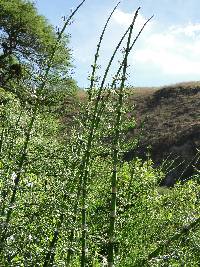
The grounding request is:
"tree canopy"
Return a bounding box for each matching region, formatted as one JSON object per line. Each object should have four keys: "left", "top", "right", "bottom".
{"left": 0, "top": 0, "right": 76, "bottom": 104}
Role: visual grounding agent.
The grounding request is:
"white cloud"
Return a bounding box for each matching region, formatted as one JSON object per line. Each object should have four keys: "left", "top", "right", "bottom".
{"left": 69, "top": 6, "right": 200, "bottom": 86}
{"left": 112, "top": 9, "right": 152, "bottom": 32}
{"left": 170, "top": 23, "right": 200, "bottom": 37}
{"left": 133, "top": 22, "right": 200, "bottom": 75}
{"left": 71, "top": 8, "right": 153, "bottom": 86}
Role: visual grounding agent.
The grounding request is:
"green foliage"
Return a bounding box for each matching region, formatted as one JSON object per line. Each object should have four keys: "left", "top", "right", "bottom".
{"left": 0, "top": 1, "right": 199, "bottom": 267}
{"left": 0, "top": 95, "right": 200, "bottom": 266}
{"left": 0, "top": 82, "right": 200, "bottom": 266}
{"left": 0, "top": 0, "right": 76, "bottom": 104}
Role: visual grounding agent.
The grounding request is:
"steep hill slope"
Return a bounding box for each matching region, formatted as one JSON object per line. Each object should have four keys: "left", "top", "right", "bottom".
{"left": 127, "top": 82, "right": 200, "bottom": 185}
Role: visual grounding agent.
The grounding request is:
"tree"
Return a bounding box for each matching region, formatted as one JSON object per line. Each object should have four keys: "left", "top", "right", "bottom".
{"left": 0, "top": 0, "right": 76, "bottom": 104}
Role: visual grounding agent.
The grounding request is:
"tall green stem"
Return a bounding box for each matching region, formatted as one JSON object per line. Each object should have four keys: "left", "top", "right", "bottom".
{"left": 88, "top": 2, "right": 120, "bottom": 101}
{"left": 64, "top": 4, "right": 125, "bottom": 266}
{"left": 0, "top": 128, "right": 4, "bottom": 156}
{"left": 107, "top": 8, "right": 138, "bottom": 266}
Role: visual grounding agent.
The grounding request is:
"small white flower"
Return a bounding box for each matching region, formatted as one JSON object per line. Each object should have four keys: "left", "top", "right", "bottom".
{"left": 27, "top": 182, "right": 33, "bottom": 187}
{"left": 11, "top": 172, "right": 17, "bottom": 184}
{"left": 8, "top": 234, "right": 15, "bottom": 241}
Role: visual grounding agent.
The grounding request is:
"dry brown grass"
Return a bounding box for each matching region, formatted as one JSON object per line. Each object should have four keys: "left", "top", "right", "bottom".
{"left": 126, "top": 86, "right": 159, "bottom": 96}
{"left": 163, "top": 80, "right": 200, "bottom": 89}
{"left": 125, "top": 81, "right": 200, "bottom": 160}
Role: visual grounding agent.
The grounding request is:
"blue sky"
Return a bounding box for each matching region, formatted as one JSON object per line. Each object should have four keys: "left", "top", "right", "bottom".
{"left": 35, "top": 0, "right": 200, "bottom": 87}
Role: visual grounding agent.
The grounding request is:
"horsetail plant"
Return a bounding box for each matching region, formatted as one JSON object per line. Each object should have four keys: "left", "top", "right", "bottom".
{"left": 64, "top": 2, "right": 121, "bottom": 261}
{"left": 91, "top": 10, "right": 153, "bottom": 140}
{"left": 88, "top": 2, "right": 120, "bottom": 101}
{"left": 57, "top": 3, "right": 134, "bottom": 265}
{"left": 43, "top": 196, "right": 66, "bottom": 267}
{"left": 107, "top": 14, "right": 136, "bottom": 267}
{"left": 107, "top": 8, "right": 153, "bottom": 266}
{"left": 78, "top": 4, "right": 146, "bottom": 266}
{"left": 78, "top": 6, "right": 153, "bottom": 266}
{"left": 94, "top": 9, "right": 153, "bottom": 131}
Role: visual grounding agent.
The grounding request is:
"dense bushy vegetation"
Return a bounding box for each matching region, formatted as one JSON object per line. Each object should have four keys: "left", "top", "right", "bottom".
{"left": 0, "top": 0, "right": 200, "bottom": 266}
